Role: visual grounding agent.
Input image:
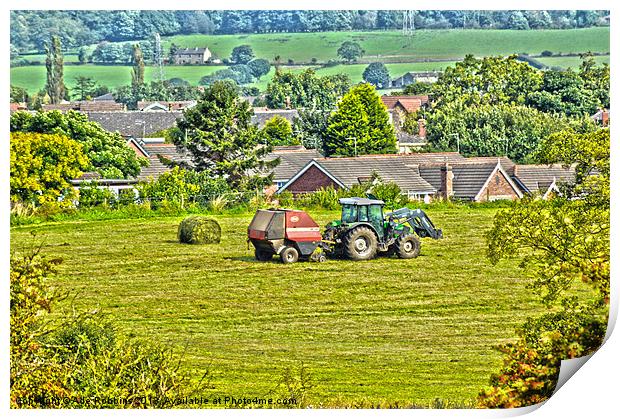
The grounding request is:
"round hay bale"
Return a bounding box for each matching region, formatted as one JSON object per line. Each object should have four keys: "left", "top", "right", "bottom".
{"left": 178, "top": 216, "right": 221, "bottom": 244}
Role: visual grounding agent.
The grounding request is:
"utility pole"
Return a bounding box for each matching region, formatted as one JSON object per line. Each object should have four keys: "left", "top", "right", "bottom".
{"left": 154, "top": 33, "right": 165, "bottom": 82}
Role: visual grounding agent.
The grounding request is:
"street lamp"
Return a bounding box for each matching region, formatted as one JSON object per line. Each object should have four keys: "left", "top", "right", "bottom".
{"left": 449, "top": 133, "right": 460, "bottom": 154}
{"left": 346, "top": 136, "right": 357, "bottom": 157}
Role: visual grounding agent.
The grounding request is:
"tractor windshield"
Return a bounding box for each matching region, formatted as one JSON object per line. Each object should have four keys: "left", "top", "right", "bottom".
{"left": 341, "top": 204, "right": 358, "bottom": 224}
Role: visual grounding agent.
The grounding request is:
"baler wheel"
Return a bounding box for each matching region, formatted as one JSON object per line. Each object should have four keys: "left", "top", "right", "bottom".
{"left": 280, "top": 246, "right": 299, "bottom": 264}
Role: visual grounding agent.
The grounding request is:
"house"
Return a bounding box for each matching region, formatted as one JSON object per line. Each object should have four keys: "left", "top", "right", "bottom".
{"left": 251, "top": 108, "right": 299, "bottom": 128}
{"left": 419, "top": 160, "right": 524, "bottom": 202}
{"left": 591, "top": 109, "right": 609, "bottom": 126}
{"left": 93, "top": 92, "right": 116, "bottom": 101}
{"left": 86, "top": 111, "right": 183, "bottom": 138}
{"left": 10, "top": 102, "right": 27, "bottom": 113}
{"left": 512, "top": 164, "right": 576, "bottom": 198}
{"left": 391, "top": 71, "right": 442, "bottom": 88}
{"left": 137, "top": 101, "right": 196, "bottom": 112}
{"left": 173, "top": 47, "right": 212, "bottom": 64}
{"left": 396, "top": 119, "right": 427, "bottom": 153}
{"left": 264, "top": 145, "right": 323, "bottom": 189}
{"left": 277, "top": 155, "right": 438, "bottom": 202}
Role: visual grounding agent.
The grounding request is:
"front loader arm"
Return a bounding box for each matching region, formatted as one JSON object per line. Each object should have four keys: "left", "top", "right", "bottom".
{"left": 386, "top": 208, "right": 443, "bottom": 239}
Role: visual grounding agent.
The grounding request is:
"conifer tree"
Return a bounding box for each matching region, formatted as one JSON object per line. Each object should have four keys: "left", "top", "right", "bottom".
{"left": 324, "top": 83, "right": 396, "bottom": 157}
{"left": 173, "top": 81, "right": 277, "bottom": 190}
{"left": 45, "top": 36, "right": 66, "bottom": 104}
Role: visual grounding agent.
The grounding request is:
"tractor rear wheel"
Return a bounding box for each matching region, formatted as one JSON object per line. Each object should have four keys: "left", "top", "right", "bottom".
{"left": 395, "top": 234, "right": 420, "bottom": 259}
{"left": 280, "top": 246, "right": 299, "bottom": 264}
{"left": 343, "top": 226, "right": 378, "bottom": 261}
{"left": 255, "top": 248, "right": 273, "bottom": 262}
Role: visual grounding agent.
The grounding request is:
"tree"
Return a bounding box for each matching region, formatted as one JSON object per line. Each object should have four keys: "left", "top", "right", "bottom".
{"left": 337, "top": 41, "right": 364, "bottom": 63}
{"left": 478, "top": 128, "right": 609, "bottom": 408}
{"left": 265, "top": 69, "right": 351, "bottom": 110}
{"left": 400, "top": 81, "right": 434, "bottom": 95}
{"left": 578, "top": 54, "right": 610, "bottom": 109}
{"left": 230, "top": 44, "right": 254, "bottom": 64}
{"left": 324, "top": 83, "right": 396, "bottom": 157}
{"left": 73, "top": 76, "right": 97, "bottom": 101}
{"left": 362, "top": 62, "right": 390, "bottom": 89}
{"left": 426, "top": 102, "right": 597, "bottom": 162}
{"left": 431, "top": 55, "right": 543, "bottom": 108}
{"left": 171, "top": 81, "right": 277, "bottom": 190}
{"left": 10, "top": 110, "right": 147, "bottom": 179}
{"left": 45, "top": 35, "right": 66, "bottom": 104}
{"left": 131, "top": 44, "right": 145, "bottom": 90}
{"left": 261, "top": 116, "right": 300, "bottom": 146}
{"left": 247, "top": 58, "right": 270, "bottom": 80}
{"left": 77, "top": 46, "right": 89, "bottom": 64}
{"left": 10, "top": 85, "right": 28, "bottom": 104}
{"left": 10, "top": 132, "right": 89, "bottom": 205}
{"left": 292, "top": 109, "right": 330, "bottom": 151}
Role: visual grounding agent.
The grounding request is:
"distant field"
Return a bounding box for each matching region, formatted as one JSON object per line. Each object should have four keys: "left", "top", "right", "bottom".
{"left": 11, "top": 28, "right": 609, "bottom": 94}
{"left": 164, "top": 28, "right": 609, "bottom": 63}
{"left": 10, "top": 62, "right": 456, "bottom": 94}
{"left": 10, "top": 208, "right": 545, "bottom": 405}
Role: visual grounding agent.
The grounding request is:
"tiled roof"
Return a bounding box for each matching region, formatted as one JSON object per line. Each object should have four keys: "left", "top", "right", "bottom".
{"left": 93, "top": 93, "right": 116, "bottom": 101}
{"left": 265, "top": 146, "right": 322, "bottom": 181}
{"left": 137, "top": 143, "right": 191, "bottom": 181}
{"left": 512, "top": 164, "right": 576, "bottom": 194}
{"left": 42, "top": 101, "right": 125, "bottom": 112}
{"left": 381, "top": 95, "right": 429, "bottom": 113}
{"left": 419, "top": 162, "right": 501, "bottom": 200}
{"left": 314, "top": 156, "right": 436, "bottom": 194}
{"left": 251, "top": 109, "right": 299, "bottom": 128}
{"left": 462, "top": 156, "right": 516, "bottom": 175}
{"left": 86, "top": 111, "right": 183, "bottom": 137}
{"left": 396, "top": 131, "right": 426, "bottom": 145}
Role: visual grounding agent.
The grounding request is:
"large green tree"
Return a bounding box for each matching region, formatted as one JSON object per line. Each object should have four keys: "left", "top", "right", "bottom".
{"left": 261, "top": 116, "right": 300, "bottom": 146}
{"left": 45, "top": 35, "right": 67, "bottom": 104}
{"left": 72, "top": 76, "right": 97, "bottom": 101}
{"left": 362, "top": 62, "right": 390, "bottom": 89}
{"left": 10, "top": 132, "right": 89, "bottom": 205}
{"left": 172, "top": 81, "right": 277, "bottom": 190}
{"left": 324, "top": 83, "right": 396, "bottom": 157}
{"left": 478, "top": 128, "right": 609, "bottom": 407}
{"left": 230, "top": 44, "right": 254, "bottom": 64}
{"left": 265, "top": 69, "right": 350, "bottom": 110}
{"left": 10, "top": 110, "right": 147, "bottom": 179}
{"left": 426, "top": 102, "right": 597, "bottom": 162}
{"left": 337, "top": 41, "right": 364, "bottom": 63}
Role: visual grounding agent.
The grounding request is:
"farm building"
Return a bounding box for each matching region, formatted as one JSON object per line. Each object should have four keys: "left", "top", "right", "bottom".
{"left": 173, "top": 47, "right": 212, "bottom": 64}
{"left": 390, "top": 71, "right": 442, "bottom": 88}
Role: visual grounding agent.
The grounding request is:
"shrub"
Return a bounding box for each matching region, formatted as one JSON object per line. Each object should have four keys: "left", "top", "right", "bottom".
{"left": 541, "top": 50, "right": 553, "bottom": 57}
{"left": 77, "top": 183, "right": 117, "bottom": 208}
{"left": 178, "top": 216, "right": 221, "bottom": 244}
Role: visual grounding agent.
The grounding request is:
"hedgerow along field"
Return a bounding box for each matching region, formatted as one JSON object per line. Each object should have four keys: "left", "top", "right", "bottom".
{"left": 11, "top": 27, "right": 609, "bottom": 94}
{"left": 11, "top": 207, "right": 550, "bottom": 406}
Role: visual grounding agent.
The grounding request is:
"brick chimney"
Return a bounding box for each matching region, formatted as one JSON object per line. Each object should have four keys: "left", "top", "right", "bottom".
{"left": 440, "top": 163, "right": 453, "bottom": 200}
{"left": 418, "top": 119, "right": 426, "bottom": 139}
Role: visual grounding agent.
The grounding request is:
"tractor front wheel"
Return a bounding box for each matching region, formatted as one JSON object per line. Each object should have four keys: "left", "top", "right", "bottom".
{"left": 343, "top": 226, "right": 378, "bottom": 261}
{"left": 395, "top": 234, "right": 420, "bottom": 259}
{"left": 255, "top": 248, "right": 273, "bottom": 262}
{"left": 280, "top": 246, "right": 299, "bottom": 264}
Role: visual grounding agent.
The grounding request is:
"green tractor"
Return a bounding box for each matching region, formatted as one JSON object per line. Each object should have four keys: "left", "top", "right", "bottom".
{"left": 322, "top": 197, "right": 443, "bottom": 261}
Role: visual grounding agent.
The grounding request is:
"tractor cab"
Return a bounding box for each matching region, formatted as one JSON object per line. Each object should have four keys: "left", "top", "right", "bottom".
{"left": 338, "top": 197, "right": 386, "bottom": 240}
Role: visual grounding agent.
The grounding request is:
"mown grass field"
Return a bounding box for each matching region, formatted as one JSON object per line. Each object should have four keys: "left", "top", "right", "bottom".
{"left": 11, "top": 207, "right": 546, "bottom": 406}
{"left": 11, "top": 27, "right": 609, "bottom": 94}
{"left": 163, "top": 28, "right": 609, "bottom": 62}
